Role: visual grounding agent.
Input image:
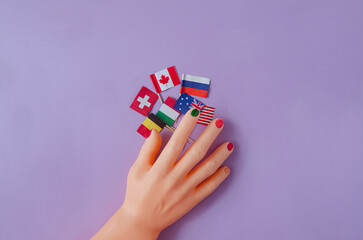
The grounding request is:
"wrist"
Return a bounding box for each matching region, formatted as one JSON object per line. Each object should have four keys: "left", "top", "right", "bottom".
{"left": 117, "top": 206, "right": 161, "bottom": 240}
{"left": 92, "top": 206, "right": 160, "bottom": 240}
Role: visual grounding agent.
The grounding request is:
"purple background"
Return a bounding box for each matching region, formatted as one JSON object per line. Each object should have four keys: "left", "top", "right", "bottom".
{"left": 1, "top": 0, "right": 362, "bottom": 239}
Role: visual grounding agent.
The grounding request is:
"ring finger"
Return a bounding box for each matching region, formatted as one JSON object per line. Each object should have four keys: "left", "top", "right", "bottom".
{"left": 184, "top": 142, "right": 233, "bottom": 190}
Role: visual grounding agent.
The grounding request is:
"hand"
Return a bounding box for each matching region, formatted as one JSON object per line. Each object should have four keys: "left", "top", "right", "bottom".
{"left": 91, "top": 108, "right": 234, "bottom": 240}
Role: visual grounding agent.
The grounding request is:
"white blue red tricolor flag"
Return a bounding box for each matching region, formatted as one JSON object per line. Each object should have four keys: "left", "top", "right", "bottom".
{"left": 180, "top": 74, "right": 210, "bottom": 98}
{"left": 173, "top": 93, "right": 204, "bottom": 114}
{"left": 150, "top": 66, "right": 181, "bottom": 93}
{"left": 197, "top": 106, "right": 215, "bottom": 125}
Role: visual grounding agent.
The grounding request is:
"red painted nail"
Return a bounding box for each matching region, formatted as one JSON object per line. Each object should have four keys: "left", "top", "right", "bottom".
{"left": 215, "top": 119, "right": 224, "bottom": 128}
{"left": 227, "top": 142, "right": 234, "bottom": 151}
{"left": 225, "top": 167, "right": 230, "bottom": 174}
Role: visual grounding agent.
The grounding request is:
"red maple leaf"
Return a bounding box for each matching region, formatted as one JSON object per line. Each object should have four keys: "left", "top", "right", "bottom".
{"left": 159, "top": 75, "right": 169, "bottom": 85}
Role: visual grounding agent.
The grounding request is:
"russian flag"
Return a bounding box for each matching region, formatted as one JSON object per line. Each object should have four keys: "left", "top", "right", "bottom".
{"left": 180, "top": 74, "right": 210, "bottom": 98}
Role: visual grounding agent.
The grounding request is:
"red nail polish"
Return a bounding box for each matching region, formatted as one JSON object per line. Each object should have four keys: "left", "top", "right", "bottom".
{"left": 215, "top": 119, "right": 224, "bottom": 128}
{"left": 227, "top": 142, "right": 234, "bottom": 151}
{"left": 225, "top": 167, "right": 230, "bottom": 174}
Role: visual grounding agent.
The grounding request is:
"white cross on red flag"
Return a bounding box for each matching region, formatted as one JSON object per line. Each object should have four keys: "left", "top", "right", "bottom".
{"left": 130, "top": 86, "right": 158, "bottom": 116}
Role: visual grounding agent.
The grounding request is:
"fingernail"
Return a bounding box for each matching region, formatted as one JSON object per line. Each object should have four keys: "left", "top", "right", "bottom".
{"left": 227, "top": 142, "right": 234, "bottom": 151}
{"left": 215, "top": 119, "right": 224, "bottom": 128}
{"left": 191, "top": 109, "right": 199, "bottom": 117}
{"left": 225, "top": 167, "right": 230, "bottom": 174}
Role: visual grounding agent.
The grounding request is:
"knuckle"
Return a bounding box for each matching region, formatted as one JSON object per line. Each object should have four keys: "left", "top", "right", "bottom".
{"left": 174, "top": 188, "right": 186, "bottom": 200}
{"left": 191, "top": 146, "right": 206, "bottom": 159}
{"left": 155, "top": 199, "right": 166, "bottom": 213}
{"left": 205, "top": 161, "right": 217, "bottom": 175}
{"left": 168, "top": 141, "right": 183, "bottom": 153}
{"left": 206, "top": 182, "right": 217, "bottom": 193}
{"left": 163, "top": 177, "right": 176, "bottom": 192}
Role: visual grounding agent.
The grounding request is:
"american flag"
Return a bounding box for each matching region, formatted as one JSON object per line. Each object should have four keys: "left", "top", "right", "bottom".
{"left": 197, "top": 106, "right": 215, "bottom": 125}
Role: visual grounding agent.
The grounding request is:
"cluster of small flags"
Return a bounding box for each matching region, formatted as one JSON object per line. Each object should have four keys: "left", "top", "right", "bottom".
{"left": 130, "top": 66, "right": 216, "bottom": 138}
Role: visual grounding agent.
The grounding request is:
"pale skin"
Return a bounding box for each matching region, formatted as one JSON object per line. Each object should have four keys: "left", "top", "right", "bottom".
{"left": 91, "top": 108, "right": 234, "bottom": 240}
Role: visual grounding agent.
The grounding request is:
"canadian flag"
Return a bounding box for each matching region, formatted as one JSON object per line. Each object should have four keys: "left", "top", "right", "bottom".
{"left": 150, "top": 66, "right": 181, "bottom": 93}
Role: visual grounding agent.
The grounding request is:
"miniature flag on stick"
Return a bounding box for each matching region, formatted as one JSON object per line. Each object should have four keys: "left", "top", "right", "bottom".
{"left": 156, "top": 97, "right": 180, "bottom": 127}
{"left": 137, "top": 113, "right": 166, "bottom": 138}
{"left": 173, "top": 93, "right": 204, "bottom": 114}
{"left": 130, "top": 86, "right": 158, "bottom": 116}
{"left": 197, "top": 106, "right": 215, "bottom": 125}
{"left": 150, "top": 66, "right": 181, "bottom": 93}
{"left": 180, "top": 74, "right": 210, "bottom": 98}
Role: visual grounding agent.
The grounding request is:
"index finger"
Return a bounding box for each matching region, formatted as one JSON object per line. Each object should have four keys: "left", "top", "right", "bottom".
{"left": 152, "top": 108, "right": 200, "bottom": 173}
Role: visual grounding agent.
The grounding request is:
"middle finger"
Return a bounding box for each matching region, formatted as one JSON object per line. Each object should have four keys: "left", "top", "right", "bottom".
{"left": 152, "top": 108, "right": 200, "bottom": 173}
{"left": 172, "top": 118, "right": 224, "bottom": 179}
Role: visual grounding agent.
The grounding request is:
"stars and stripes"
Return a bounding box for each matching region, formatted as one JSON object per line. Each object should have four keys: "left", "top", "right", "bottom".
{"left": 197, "top": 106, "right": 215, "bottom": 125}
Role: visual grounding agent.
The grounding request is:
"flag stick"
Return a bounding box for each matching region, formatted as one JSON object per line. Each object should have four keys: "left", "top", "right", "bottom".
{"left": 157, "top": 93, "right": 163, "bottom": 104}
{"left": 164, "top": 126, "right": 174, "bottom": 133}
{"left": 171, "top": 93, "right": 182, "bottom": 123}
{"left": 168, "top": 126, "right": 194, "bottom": 143}
{"left": 165, "top": 126, "right": 193, "bottom": 144}
{"left": 174, "top": 115, "right": 180, "bottom": 123}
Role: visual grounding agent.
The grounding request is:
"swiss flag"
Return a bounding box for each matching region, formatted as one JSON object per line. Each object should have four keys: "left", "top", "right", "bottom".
{"left": 130, "top": 86, "right": 158, "bottom": 116}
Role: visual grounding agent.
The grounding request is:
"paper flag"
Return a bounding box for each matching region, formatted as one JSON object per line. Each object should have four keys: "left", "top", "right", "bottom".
{"left": 150, "top": 66, "right": 180, "bottom": 93}
{"left": 173, "top": 93, "right": 204, "bottom": 114}
{"left": 137, "top": 113, "right": 166, "bottom": 138}
{"left": 156, "top": 97, "right": 180, "bottom": 127}
{"left": 180, "top": 74, "right": 210, "bottom": 98}
{"left": 130, "top": 86, "right": 158, "bottom": 116}
{"left": 197, "top": 106, "right": 215, "bottom": 125}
